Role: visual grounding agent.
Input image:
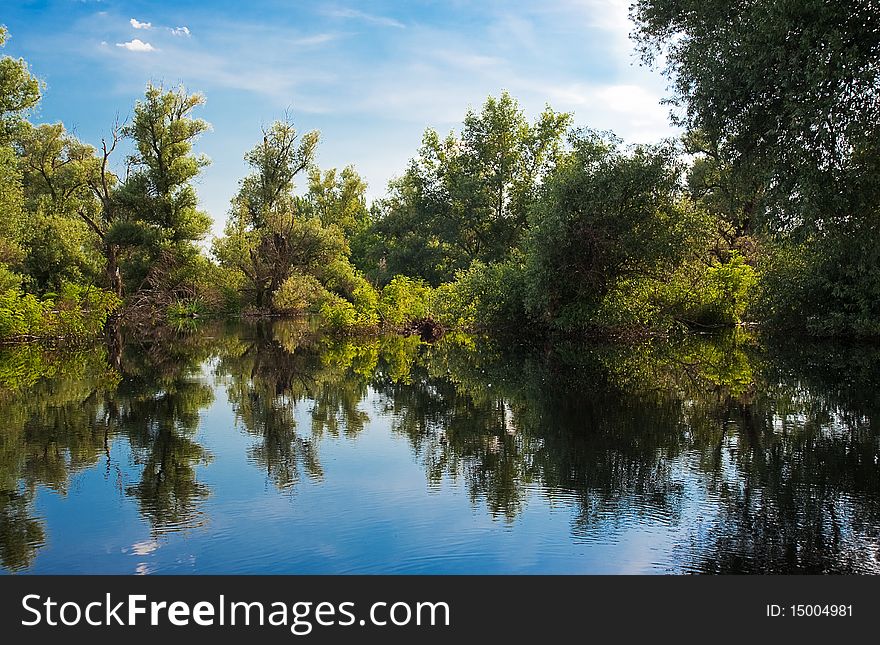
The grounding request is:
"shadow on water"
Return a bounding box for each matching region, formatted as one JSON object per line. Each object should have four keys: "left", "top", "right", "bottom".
{"left": 0, "top": 320, "right": 879, "bottom": 573}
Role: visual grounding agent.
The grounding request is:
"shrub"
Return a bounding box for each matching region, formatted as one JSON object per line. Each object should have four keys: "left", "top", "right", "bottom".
{"left": 432, "top": 259, "right": 528, "bottom": 331}
{"left": 273, "top": 273, "right": 329, "bottom": 313}
{"left": 663, "top": 252, "right": 757, "bottom": 328}
{"left": 378, "top": 276, "right": 432, "bottom": 327}
{"left": 0, "top": 282, "right": 120, "bottom": 341}
{"left": 318, "top": 293, "right": 379, "bottom": 331}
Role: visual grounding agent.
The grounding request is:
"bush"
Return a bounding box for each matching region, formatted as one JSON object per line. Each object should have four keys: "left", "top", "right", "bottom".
{"left": 319, "top": 292, "right": 378, "bottom": 331}
{"left": 195, "top": 261, "right": 245, "bottom": 315}
{"left": 320, "top": 258, "right": 362, "bottom": 300}
{"left": 307, "top": 257, "right": 381, "bottom": 330}
{"left": 0, "top": 282, "right": 120, "bottom": 341}
{"left": 663, "top": 252, "right": 757, "bottom": 328}
{"left": 432, "top": 259, "right": 528, "bottom": 331}
{"left": 273, "top": 273, "right": 329, "bottom": 313}
{"left": 54, "top": 282, "right": 121, "bottom": 337}
{"left": 378, "top": 276, "right": 432, "bottom": 327}
{"left": 757, "top": 235, "right": 880, "bottom": 338}
{"left": 0, "top": 289, "right": 45, "bottom": 338}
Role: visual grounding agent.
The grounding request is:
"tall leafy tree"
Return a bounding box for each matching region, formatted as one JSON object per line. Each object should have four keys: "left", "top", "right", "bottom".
{"left": 371, "top": 92, "right": 571, "bottom": 284}
{"left": 306, "top": 165, "right": 369, "bottom": 237}
{"left": 0, "top": 27, "right": 40, "bottom": 145}
{"left": 214, "top": 119, "right": 336, "bottom": 308}
{"left": 631, "top": 0, "right": 880, "bottom": 231}
{"left": 632, "top": 0, "right": 880, "bottom": 334}
{"left": 0, "top": 26, "right": 41, "bottom": 290}
{"left": 525, "top": 131, "right": 703, "bottom": 330}
{"left": 13, "top": 120, "right": 127, "bottom": 298}
{"left": 114, "top": 84, "right": 212, "bottom": 289}
{"left": 16, "top": 123, "right": 103, "bottom": 292}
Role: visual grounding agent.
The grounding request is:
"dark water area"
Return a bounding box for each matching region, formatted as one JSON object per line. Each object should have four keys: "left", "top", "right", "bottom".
{"left": 1, "top": 320, "right": 878, "bottom": 574}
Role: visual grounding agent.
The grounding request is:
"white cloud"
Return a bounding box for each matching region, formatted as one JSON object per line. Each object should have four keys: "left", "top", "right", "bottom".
{"left": 116, "top": 38, "right": 156, "bottom": 52}
{"left": 170, "top": 26, "right": 191, "bottom": 37}
{"left": 552, "top": 0, "right": 634, "bottom": 56}
{"left": 568, "top": 0, "right": 631, "bottom": 32}
{"left": 130, "top": 18, "right": 152, "bottom": 30}
{"left": 328, "top": 8, "right": 404, "bottom": 29}
{"left": 431, "top": 50, "right": 505, "bottom": 71}
{"left": 293, "top": 33, "right": 338, "bottom": 46}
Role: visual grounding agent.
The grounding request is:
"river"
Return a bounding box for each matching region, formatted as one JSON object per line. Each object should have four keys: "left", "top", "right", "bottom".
{"left": 1, "top": 319, "right": 878, "bottom": 574}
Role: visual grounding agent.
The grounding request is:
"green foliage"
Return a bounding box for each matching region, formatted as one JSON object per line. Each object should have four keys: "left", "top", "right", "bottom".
{"left": 52, "top": 282, "right": 121, "bottom": 338}
{"left": 166, "top": 298, "right": 204, "bottom": 319}
{"left": 656, "top": 252, "right": 758, "bottom": 328}
{"left": 0, "top": 264, "right": 21, "bottom": 293}
{"left": 698, "top": 253, "right": 757, "bottom": 324}
{"left": 235, "top": 120, "right": 319, "bottom": 230}
{"left": 0, "top": 27, "right": 41, "bottom": 143}
{"left": 0, "top": 143, "right": 24, "bottom": 286}
{"left": 213, "top": 120, "right": 335, "bottom": 310}
{"left": 212, "top": 118, "right": 384, "bottom": 332}
{"left": 11, "top": 122, "right": 108, "bottom": 294}
{"left": 524, "top": 131, "right": 708, "bottom": 333}
{"left": 0, "top": 282, "right": 120, "bottom": 341}
{"left": 378, "top": 276, "right": 432, "bottom": 327}
{"left": 633, "top": 0, "right": 880, "bottom": 336}
{"left": 272, "top": 272, "right": 328, "bottom": 313}
{"left": 319, "top": 292, "right": 378, "bottom": 331}
{"left": 117, "top": 84, "right": 212, "bottom": 287}
{"left": 19, "top": 212, "right": 100, "bottom": 293}
{"left": 432, "top": 259, "right": 528, "bottom": 332}
{"left": 318, "top": 262, "right": 380, "bottom": 331}
{"left": 17, "top": 122, "right": 98, "bottom": 215}
{"left": 431, "top": 280, "right": 477, "bottom": 331}
{"left": 306, "top": 165, "right": 369, "bottom": 237}
{"left": 0, "top": 24, "right": 874, "bottom": 343}
{"left": 0, "top": 289, "right": 44, "bottom": 338}
{"left": 367, "top": 92, "right": 571, "bottom": 285}
{"left": 757, "top": 235, "right": 880, "bottom": 338}
{"left": 632, "top": 0, "right": 880, "bottom": 230}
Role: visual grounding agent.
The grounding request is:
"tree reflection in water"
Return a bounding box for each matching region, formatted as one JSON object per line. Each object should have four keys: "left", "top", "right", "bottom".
{"left": 0, "top": 322, "right": 878, "bottom": 573}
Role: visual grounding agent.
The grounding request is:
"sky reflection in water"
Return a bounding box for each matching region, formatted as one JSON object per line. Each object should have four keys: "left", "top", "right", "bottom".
{"left": 1, "top": 320, "right": 879, "bottom": 574}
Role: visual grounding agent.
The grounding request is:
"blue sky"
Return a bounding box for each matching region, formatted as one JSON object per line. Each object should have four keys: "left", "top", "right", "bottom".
{"left": 3, "top": 0, "right": 676, "bottom": 239}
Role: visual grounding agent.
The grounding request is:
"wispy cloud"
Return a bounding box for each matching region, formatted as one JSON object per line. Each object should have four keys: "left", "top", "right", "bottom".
{"left": 116, "top": 38, "right": 156, "bottom": 52}
{"left": 431, "top": 50, "right": 505, "bottom": 71}
{"left": 551, "top": 0, "right": 633, "bottom": 55}
{"left": 328, "top": 8, "right": 404, "bottom": 29}
{"left": 37, "top": 0, "right": 674, "bottom": 228}
{"left": 292, "top": 33, "right": 339, "bottom": 46}
{"left": 130, "top": 18, "right": 151, "bottom": 30}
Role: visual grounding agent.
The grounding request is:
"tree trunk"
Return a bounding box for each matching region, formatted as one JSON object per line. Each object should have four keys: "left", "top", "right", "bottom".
{"left": 106, "top": 243, "right": 123, "bottom": 299}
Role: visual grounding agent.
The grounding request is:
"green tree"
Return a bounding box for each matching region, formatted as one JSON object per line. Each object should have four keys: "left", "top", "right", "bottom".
{"left": 213, "top": 119, "right": 321, "bottom": 308}
{"left": 632, "top": 0, "right": 880, "bottom": 335}
{"left": 0, "top": 26, "right": 40, "bottom": 291}
{"left": 114, "top": 84, "right": 212, "bottom": 290}
{"left": 16, "top": 123, "right": 103, "bottom": 292}
{"left": 0, "top": 143, "right": 23, "bottom": 291}
{"left": 370, "top": 92, "right": 571, "bottom": 284}
{"left": 0, "top": 27, "right": 40, "bottom": 144}
{"left": 306, "top": 165, "right": 369, "bottom": 236}
{"left": 525, "top": 131, "right": 704, "bottom": 332}
{"left": 631, "top": 0, "right": 880, "bottom": 225}
{"left": 213, "top": 121, "right": 376, "bottom": 329}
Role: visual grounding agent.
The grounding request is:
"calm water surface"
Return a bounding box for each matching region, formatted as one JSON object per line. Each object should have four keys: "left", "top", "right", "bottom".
{"left": 1, "top": 320, "right": 878, "bottom": 574}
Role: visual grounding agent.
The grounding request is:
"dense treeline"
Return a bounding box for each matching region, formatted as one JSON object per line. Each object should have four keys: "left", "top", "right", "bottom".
{"left": 1, "top": 0, "right": 878, "bottom": 342}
